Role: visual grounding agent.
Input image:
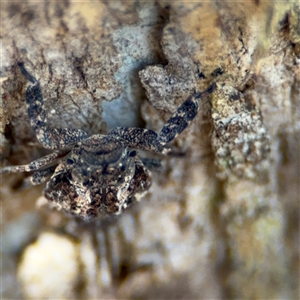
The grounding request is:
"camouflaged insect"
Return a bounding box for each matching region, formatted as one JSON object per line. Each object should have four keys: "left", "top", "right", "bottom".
{"left": 210, "top": 83, "right": 270, "bottom": 181}
{"left": 1, "top": 63, "right": 216, "bottom": 221}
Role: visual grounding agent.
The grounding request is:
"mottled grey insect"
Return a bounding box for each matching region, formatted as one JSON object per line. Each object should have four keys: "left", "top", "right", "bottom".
{"left": 1, "top": 63, "right": 216, "bottom": 221}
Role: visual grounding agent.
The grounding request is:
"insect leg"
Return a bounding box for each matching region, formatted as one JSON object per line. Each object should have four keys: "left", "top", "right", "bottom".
{"left": 19, "top": 63, "right": 88, "bottom": 150}
{"left": 33, "top": 127, "right": 88, "bottom": 150}
{"left": 157, "top": 83, "right": 217, "bottom": 148}
{"left": 0, "top": 150, "right": 66, "bottom": 174}
{"left": 108, "top": 127, "right": 164, "bottom": 153}
{"left": 107, "top": 84, "right": 216, "bottom": 154}
{"left": 30, "top": 165, "right": 57, "bottom": 185}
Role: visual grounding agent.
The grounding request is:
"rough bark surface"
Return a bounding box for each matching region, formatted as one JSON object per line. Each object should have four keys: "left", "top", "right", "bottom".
{"left": 1, "top": 1, "right": 299, "bottom": 299}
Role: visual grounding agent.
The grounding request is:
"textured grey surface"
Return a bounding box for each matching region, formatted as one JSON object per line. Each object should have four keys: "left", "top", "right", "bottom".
{"left": 1, "top": 1, "right": 299, "bottom": 299}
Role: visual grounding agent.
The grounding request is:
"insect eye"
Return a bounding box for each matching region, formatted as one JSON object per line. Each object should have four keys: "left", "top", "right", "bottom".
{"left": 36, "top": 120, "right": 46, "bottom": 126}
{"left": 67, "top": 158, "right": 74, "bottom": 164}
{"left": 129, "top": 151, "right": 137, "bottom": 157}
{"left": 120, "top": 165, "right": 126, "bottom": 172}
{"left": 72, "top": 144, "right": 81, "bottom": 153}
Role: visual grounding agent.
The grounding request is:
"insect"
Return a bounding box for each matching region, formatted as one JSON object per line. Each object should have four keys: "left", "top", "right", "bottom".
{"left": 1, "top": 63, "right": 216, "bottom": 221}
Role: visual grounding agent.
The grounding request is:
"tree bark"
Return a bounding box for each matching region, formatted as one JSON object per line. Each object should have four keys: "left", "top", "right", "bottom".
{"left": 1, "top": 1, "right": 299, "bottom": 299}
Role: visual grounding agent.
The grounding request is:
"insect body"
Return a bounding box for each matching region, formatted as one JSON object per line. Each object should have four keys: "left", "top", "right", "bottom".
{"left": 1, "top": 63, "right": 216, "bottom": 220}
